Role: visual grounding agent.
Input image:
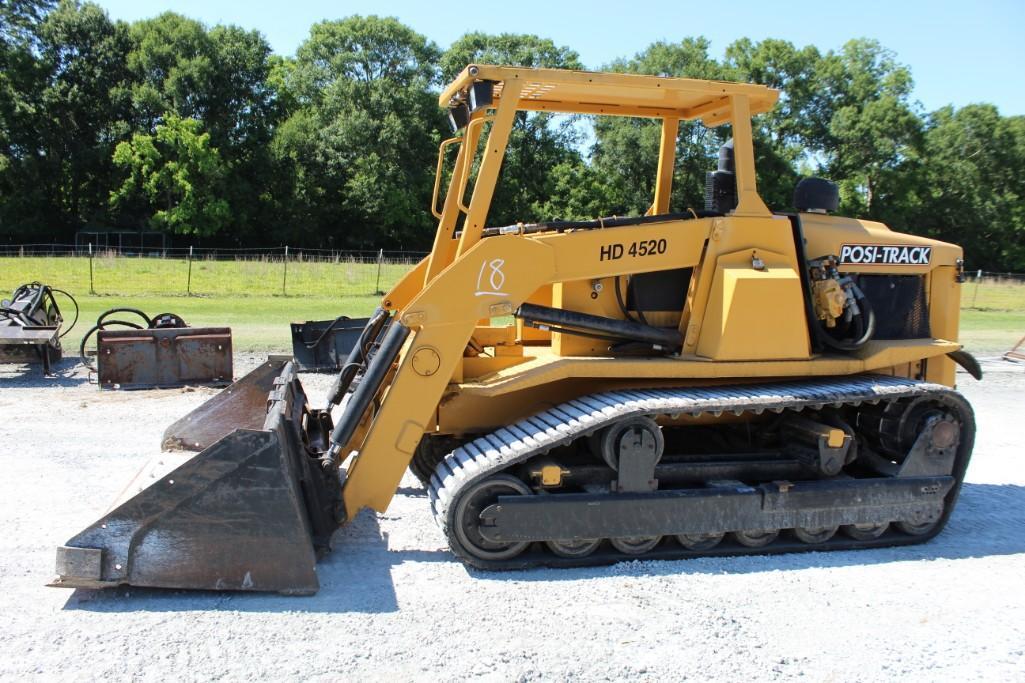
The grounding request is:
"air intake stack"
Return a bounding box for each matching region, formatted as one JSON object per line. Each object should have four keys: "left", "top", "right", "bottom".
{"left": 705, "top": 140, "right": 738, "bottom": 214}
{"left": 793, "top": 177, "right": 840, "bottom": 213}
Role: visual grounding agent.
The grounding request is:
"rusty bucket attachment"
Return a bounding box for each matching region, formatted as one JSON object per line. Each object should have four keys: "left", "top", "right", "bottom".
{"left": 95, "top": 326, "right": 232, "bottom": 389}
{"left": 81, "top": 308, "right": 232, "bottom": 389}
{"left": 52, "top": 361, "right": 341, "bottom": 594}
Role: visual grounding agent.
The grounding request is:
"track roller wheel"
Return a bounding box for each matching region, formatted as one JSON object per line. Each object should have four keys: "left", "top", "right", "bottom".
{"left": 733, "top": 529, "right": 779, "bottom": 548}
{"left": 793, "top": 526, "right": 838, "bottom": 544}
{"left": 546, "top": 538, "right": 602, "bottom": 559}
{"left": 842, "top": 523, "right": 888, "bottom": 540}
{"left": 676, "top": 532, "right": 725, "bottom": 551}
{"left": 896, "top": 507, "right": 943, "bottom": 536}
{"left": 611, "top": 536, "right": 661, "bottom": 555}
{"left": 597, "top": 416, "right": 664, "bottom": 471}
{"left": 452, "top": 475, "right": 532, "bottom": 562}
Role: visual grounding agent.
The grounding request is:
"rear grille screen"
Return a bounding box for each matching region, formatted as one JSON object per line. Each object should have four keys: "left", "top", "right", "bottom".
{"left": 855, "top": 274, "right": 931, "bottom": 339}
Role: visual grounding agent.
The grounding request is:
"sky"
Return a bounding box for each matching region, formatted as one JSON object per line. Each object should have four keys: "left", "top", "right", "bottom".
{"left": 92, "top": 0, "right": 1025, "bottom": 116}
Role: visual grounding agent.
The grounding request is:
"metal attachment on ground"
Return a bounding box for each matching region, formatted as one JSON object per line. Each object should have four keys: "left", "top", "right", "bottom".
{"left": 0, "top": 282, "right": 78, "bottom": 375}
{"left": 80, "top": 307, "right": 232, "bottom": 390}
{"left": 290, "top": 315, "right": 385, "bottom": 372}
{"left": 1006, "top": 334, "right": 1025, "bottom": 362}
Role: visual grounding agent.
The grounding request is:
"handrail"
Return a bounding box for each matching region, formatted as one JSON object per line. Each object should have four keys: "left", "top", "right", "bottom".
{"left": 430, "top": 136, "right": 462, "bottom": 219}
{"left": 457, "top": 115, "right": 494, "bottom": 215}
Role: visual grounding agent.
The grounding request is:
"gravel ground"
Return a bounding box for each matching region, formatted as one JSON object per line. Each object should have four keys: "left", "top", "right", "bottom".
{"left": 1, "top": 355, "right": 1024, "bottom": 681}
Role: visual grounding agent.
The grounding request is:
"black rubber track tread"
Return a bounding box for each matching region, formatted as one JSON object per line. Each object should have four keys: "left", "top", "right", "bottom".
{"left": 427, "top": 375, "right": 975, "bottom": 570}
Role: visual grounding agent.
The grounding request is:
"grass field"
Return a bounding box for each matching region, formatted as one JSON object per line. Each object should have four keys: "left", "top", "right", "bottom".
{"left": 960, "top": 280, "right": 1025, "bottom": 353}
{"left": 49, "top": 294, "right": 384, "bottom": 354}
{"left": 0, "top": 255, "right": 417, "bottom": 298}
{"left": 1, "top": 256, "right": 397, "bottom": 353}
{"left": 2, "top": 257, "right": 1022, "bottom": 354}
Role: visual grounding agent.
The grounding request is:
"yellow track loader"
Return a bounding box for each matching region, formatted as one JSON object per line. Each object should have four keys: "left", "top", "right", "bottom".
{"left": 53, "top": 66, "right": 980, "bottom": 594}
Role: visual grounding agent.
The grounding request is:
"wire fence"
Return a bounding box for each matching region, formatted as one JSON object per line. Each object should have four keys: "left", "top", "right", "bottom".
{"left": 0, "top": 244, "right": 427, "bottom": 297}
{"left": 962, "top": 270, "right": 1025, "bottom": 310}
{"left": 1, "top": 243, "right": 1023, "bottom": 302}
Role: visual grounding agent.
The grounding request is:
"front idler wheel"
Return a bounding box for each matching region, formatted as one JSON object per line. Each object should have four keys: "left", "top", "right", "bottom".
{"left": 452, "top": 475, "right": 533, "bottom": 561}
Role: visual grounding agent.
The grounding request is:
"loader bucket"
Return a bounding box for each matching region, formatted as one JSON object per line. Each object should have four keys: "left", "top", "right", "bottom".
{"left": 52, "top": 361, "right": 342, "bottom": 594}
{"left": 162, "top": 356, "right": 290, "bottom": 452}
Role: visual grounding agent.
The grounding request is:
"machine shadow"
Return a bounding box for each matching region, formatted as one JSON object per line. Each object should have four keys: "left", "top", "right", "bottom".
{"left": 61, "top": 510, "right": 450, "bottom": 615}
{"left": 472, "top": 482, "right": 1025, "bottom": 583}
{"left": 394, "top": 486, "right": 429, "bottom": 498}
{"left": 0, "top": 358, "right": 89, "bottom": 387}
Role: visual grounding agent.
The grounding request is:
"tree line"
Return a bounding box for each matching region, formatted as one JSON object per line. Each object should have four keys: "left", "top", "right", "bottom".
{"left": 2, "top": 1, "right": 1023, "bottom": 270}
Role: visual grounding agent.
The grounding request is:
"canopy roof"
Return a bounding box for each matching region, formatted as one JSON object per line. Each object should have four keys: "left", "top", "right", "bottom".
{"left": 439, "top": 65, "right": 779, "bottom": 126}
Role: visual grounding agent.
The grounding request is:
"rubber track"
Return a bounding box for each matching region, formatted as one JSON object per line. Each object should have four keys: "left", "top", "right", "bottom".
{"left": 427, "top": 374, "right": 973, "bottom": 570}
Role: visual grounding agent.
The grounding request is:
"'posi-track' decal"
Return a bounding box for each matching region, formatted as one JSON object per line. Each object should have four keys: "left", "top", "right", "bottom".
{"left": 839, "top": 244, "right": 932, "bottom": 266}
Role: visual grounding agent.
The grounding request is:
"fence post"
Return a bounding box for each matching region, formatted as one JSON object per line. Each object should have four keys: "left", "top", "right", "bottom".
{"left": 283, "top": 245, "right": 289, "bottom": 296}
{"left": 971, "top": 269, "right": 983, "bottom": 308}
{"left": 88, "top": 242, "right": 95, "bottom": 294}
{"left": 374, "top": 248, "right": 385, "bottom": 295}
{"left": 187, "top": 245, "right": 193, "bottom": 296}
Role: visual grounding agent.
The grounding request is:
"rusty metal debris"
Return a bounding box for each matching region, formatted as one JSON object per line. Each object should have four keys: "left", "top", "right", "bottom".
{"left": 80, "top": 308, "right": 232, "bottom": 389}
{"left": 0, "top": 282, "right": 78, "bottom": 374}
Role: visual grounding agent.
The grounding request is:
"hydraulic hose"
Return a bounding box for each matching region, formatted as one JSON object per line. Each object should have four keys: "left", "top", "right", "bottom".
{"left": 326, "top": 307, "right": 388, "bottom": 407}
{"left": 817, "top": 286, "right": 876, "bottom": 352}
{"left": 78, "top": 307, "right": 183, "bottom": 371}
{"left": 614, "top": 275, "right": 650, "bottom": 327}
{"left": 0, "top": 282, "right": 78, "bottom": 337}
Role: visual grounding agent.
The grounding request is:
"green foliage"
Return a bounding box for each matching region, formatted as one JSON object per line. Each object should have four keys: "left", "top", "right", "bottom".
{"left": 269, "top": 16, "right": 442, "bottom": 248}
{"left": 125, "top": 12, "right": 277, "bottom": 240}
{"left": 1, "top": 9, "right": 1024, "bottom": 271}
{"left": 439, "top": 31, "right": 582, "bottom": 80}
{"left": 815, "top": 40, "right": 922, "bottom": 217}
{"left": 916, "top": 105, "right": 1025, "bottom": 268}
{"left": 582, "top": 38, "right": 727, "bottom": 217}
{"left": 1, "top": 0, "right": 130, "bottom": 233}
{"left": 110, "top": 114, "right": 230, "bottom": 235}
{"left": 442, "top": 32, "right": 584, "bottom": 225}
{"left": 127, "top": 12, "right": 213, "bottom": 126}
{"left": 37, "top": 1, "right": 133, "bottom": 225}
